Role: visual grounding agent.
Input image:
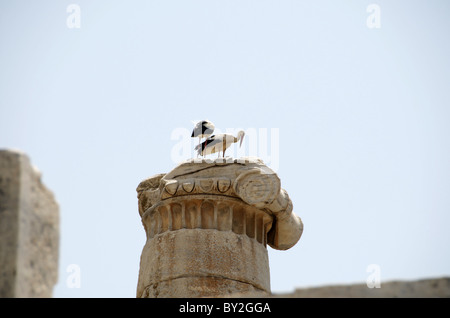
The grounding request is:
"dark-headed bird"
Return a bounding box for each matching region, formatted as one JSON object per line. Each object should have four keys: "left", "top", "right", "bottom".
{"left": 195, "top": 131, "right": 245, "bottom": 158}
{"left": 191, "top": 120, "right": 215, "bottom": 157}
{"left": 191, "top": 120, "right": 215, "bottom": 142}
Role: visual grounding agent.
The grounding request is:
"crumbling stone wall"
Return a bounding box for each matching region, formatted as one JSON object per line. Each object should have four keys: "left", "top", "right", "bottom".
{"left": 0, "top": 150, "right": 59, "bottom": 297}
{"left": 273, "top": 277, "right": 450, "bottom": 298}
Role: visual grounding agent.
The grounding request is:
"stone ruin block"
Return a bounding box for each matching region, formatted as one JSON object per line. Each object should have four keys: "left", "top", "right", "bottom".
{"left": 0, "top": 150, "right": 59, "bottom": 297}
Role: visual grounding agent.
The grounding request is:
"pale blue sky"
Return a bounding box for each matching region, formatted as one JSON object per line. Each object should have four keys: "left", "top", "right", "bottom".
{"left": 1, "top": 1, "right": 449, "bottom": 297}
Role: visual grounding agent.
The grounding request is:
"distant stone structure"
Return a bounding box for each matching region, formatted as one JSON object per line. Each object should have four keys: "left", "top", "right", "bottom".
{"left": 136, "top": 157, "right": 303, "bottom": 298}
{"left": 274, "top": 277, "right": 450, "bottom": 298}
{"left": 0, "top": 150, "right": 59, "bottom": 297}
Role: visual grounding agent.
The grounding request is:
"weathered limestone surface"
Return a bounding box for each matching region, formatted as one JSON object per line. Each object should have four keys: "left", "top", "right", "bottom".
{"left": 139, "top": 229, "right": 270, "bottom": 297}
{"left": 0, "top": 150, "right": 59, "bottom": 297}
{"left": 136, "top": 157, "right": 303, "bottom": 298}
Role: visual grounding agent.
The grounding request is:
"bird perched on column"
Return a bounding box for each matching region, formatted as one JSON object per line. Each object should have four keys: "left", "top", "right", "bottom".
{"left": 195, "top": 131, "right": 245, "bottom": 158}
{"left": 191, "top": 120, "right": 215, "bottom": 157}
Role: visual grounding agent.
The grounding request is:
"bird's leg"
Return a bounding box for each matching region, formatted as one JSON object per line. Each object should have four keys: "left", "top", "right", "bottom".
{"left": 222, "top": 140, "right": 227, "bottom": 159}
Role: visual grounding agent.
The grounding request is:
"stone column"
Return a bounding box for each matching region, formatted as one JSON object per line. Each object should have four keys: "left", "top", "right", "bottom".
{"left": 0, "top": 150, "right": 59, "bottom": 297}
{"left": 136, "top": 158, "right": 303, "bottom": 298}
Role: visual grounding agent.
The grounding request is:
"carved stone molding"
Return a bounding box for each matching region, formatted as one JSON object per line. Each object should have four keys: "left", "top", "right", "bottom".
{"left": 142, "top": 195, "right": 273, "bottom": 246}
{"left": 137, "top": 157, "right": 303, "bottom": 250}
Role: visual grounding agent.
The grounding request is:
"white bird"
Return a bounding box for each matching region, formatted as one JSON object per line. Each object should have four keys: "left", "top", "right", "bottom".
{"left": 195, "top": 131, "right": 245, "bottom": 158}
{"left": 191, "top": 120, "right": 215, "bottom": 157}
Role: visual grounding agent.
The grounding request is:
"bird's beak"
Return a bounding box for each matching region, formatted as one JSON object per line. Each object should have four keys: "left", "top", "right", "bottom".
{"left": 239, "top": 135, "right": 244, "bottom": 147}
